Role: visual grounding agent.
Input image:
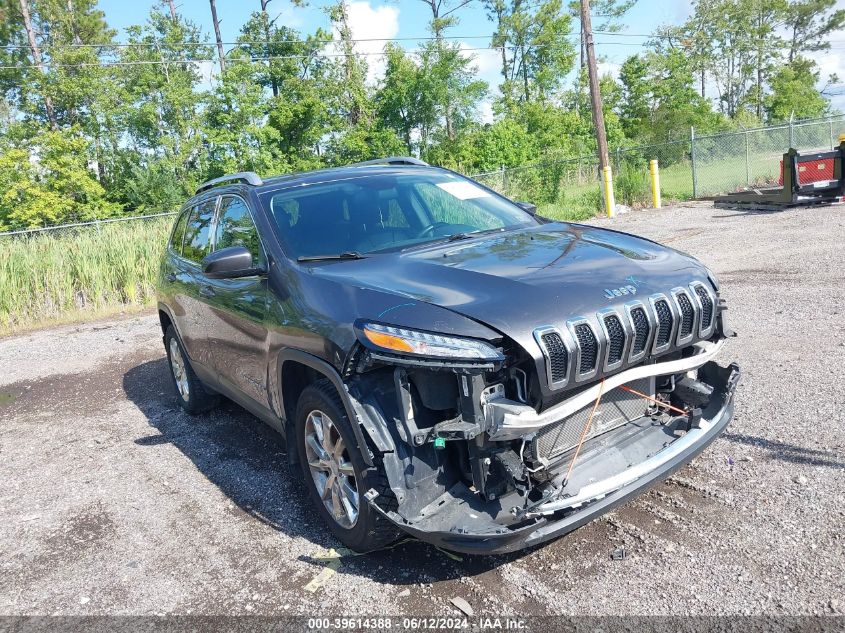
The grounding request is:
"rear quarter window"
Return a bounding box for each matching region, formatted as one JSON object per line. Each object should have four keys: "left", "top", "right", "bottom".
{"left": 182, "top": 199, "right": 217, "bottom": 264}
{"left": 169, "top": 210, "right": 190, "bottom": 255}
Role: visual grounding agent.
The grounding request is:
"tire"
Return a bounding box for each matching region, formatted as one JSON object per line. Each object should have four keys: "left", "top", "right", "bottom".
{"left": 295, "top": 379, "right": 399, "bottom": 552}
{"left": 164, "top": 325, "right": 219, "bottom": 415}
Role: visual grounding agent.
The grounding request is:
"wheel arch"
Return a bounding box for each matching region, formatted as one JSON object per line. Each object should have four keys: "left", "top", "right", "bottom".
{"left": 158, "top": 303, "right": 176, "bottom": 338}
{"left": 278, "top": 349, "right": 395, "bottom": 468}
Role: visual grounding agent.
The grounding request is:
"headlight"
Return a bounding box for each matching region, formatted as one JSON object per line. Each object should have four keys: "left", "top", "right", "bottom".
{"left": 359, "top": 322, "right": 504, "bottom": 362}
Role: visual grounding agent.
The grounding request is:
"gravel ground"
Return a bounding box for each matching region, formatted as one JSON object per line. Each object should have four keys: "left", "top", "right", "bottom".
{"left": 1, "top": 202, "right": 843, "bottom": 617}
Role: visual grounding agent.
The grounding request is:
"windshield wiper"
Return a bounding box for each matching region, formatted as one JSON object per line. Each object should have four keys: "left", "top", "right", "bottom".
{"left": 297, "top": 251, "right": 367, "bottom": 262}
{"left": 446, "top": 227, "right": 506, "bottom": 242}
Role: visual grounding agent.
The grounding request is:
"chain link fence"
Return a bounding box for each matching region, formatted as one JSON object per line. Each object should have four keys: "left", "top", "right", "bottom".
{"left": 472, "top": 114, "right": 845, "bottom": 212}
{"left": 0, "top": 211, "right": 177, "bottom": 239}
{"left": 691, "top": 114, "right": 845, "bottom": 197}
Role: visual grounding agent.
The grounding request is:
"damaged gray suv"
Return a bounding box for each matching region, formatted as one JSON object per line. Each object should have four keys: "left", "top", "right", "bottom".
{"left": 157, "top": 157, "right": 740, "bottom": 554}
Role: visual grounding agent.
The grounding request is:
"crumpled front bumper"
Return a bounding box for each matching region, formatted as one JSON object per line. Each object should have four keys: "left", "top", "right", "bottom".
{"left": 367, "top": 361, "right": 741, "bottom": 555}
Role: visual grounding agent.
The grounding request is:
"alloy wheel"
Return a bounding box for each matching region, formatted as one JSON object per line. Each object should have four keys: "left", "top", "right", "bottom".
{"left": 303, "top": 409, "right": 359, "bottom": 528}
{"left": 169, "top": 338, "right": 190, "bottom": 401}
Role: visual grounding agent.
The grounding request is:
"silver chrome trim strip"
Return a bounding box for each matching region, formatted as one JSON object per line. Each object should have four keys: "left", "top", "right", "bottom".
{"left": 533, "top": 326, "right": 573, "bottom": 389}
{"left": 689, "top": 281, "right": 717, "bottom": 339}
{"left": 565, "top": 318, "right": 601, "bottom": 382}
{"left": 648, "top": 293, "right": 676, "bottom": 355}
{"left": 671, "top": 287, "right": 697, "bottom": 347}
{"left": 597, "top": 308, "right": 629, "bottom": 373}
{"left": 623, "top": 300, "right": 653, "bottom": 364}
{"left": 485, "top": 340, "right": 725, "bottom": 441}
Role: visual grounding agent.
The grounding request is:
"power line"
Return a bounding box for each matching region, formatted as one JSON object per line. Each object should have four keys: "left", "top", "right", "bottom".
{"left": 0, "top": 46, "right": 524, "bottom": 71}
{"left": 0, "top": 34, "right": 500, "bottom": 51}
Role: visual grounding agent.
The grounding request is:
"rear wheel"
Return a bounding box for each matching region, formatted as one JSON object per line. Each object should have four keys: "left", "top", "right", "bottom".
{"left": 164, "top": 325, "right": 219, "bottom": 414}
{"left": 295, "top": 380, "right": 399, "bottom": 551}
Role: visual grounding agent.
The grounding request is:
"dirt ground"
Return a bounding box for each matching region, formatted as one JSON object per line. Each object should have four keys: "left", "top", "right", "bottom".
{"left": 1, "top": 202, "right": 843, "bottom": 617}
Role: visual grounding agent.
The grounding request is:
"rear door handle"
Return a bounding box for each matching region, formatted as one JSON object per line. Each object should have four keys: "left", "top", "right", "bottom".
{"left": 199, "top": 284, "right": 216, "bottom": 298}
{"left": 165, "top": 272, "right": 177, "bottom": 282}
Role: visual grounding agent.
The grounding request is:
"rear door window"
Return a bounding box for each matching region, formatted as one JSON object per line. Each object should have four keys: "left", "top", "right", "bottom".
{"left": 214, "top": 196, "right": 263, "bottom": 267}
{"left": 182, "top": 198, "right": 217, "bottom": 264}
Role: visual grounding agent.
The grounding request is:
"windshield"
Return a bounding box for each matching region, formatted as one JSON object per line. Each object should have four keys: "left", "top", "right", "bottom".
{"left": 258, "top": 170, "right": 537, "bottom": 259}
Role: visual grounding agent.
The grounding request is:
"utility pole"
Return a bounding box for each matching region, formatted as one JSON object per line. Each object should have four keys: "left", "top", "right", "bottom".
{"left": 167, "top": 0, "right": 178, "bottom": 21}
{"left": 18, "top": 0, "right": 58, "bottom": 130}
{"left": 209, "top": 0, "right": 226, "bottom": 75}
{"left": 261, "top": 0, "right": 278, "bottom": 97}
{"left": 580, "top": 0, "right": 614, "bottom": 217}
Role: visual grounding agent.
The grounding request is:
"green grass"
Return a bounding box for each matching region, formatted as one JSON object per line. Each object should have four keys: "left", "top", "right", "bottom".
{"left": 0, "top": 218, "right": 171, "bottom": 335}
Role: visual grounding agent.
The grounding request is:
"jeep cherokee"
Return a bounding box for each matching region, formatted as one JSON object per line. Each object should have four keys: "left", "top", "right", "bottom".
{"left": 156, "top": 157, "right": 740, "bottom": 554}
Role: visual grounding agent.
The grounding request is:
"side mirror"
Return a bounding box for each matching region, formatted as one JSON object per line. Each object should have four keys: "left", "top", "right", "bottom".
{"left": 202, "top": 246, "right": 264, "bottom": 279}
{"left": 516, "top": 201, "right": 537, "bottom": 215}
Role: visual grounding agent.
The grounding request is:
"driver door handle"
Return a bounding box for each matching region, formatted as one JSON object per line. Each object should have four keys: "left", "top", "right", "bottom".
{"left": 199, "top": 284, "right": 216, "bottom": 298}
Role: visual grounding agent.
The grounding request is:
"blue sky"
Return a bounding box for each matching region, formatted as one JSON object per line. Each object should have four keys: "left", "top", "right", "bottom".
{"left": 98, "top": 0, "right": 845, "bottom": 113}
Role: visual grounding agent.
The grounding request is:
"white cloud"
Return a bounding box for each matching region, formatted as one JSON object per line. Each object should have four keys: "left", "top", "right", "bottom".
{"left": 195, "top": 60, "right": 217, "bottom": 89}
{"left": 327, "top": 1, "right": 400, "bottom": 84}
{"left": 459, "top": 42, "right": 502, "bottom": 90}
{"left": 816, "top": 51, "right": 845, "bottom": 112}
{"left": 598, "top": 60, "right": 621, "bottom": 79}
{"left": 478, "top": 99, "right": 494, "bottom": 124}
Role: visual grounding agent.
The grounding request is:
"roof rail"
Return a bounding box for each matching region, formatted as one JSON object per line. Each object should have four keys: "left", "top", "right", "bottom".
{"left": 196, "top": 171, "right": 263, "bottom": 194}
{"left": 348, "top": 156, "right": 429, "bottom": 168}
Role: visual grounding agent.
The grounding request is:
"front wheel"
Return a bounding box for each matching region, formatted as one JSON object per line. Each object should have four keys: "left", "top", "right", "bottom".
{"left": 295, "top": 380, "right": 399, "bottom": 552}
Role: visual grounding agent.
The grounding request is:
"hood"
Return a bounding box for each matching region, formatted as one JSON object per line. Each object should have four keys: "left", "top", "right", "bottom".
{"left": 308, "top": 223, "right": 711, "bottom": 347}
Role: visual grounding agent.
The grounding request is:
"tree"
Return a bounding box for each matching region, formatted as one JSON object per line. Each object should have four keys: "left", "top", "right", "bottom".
{"left": 0, "top": 127, "right": 118, "bottom": 229}
{"left": 118, "top": 7, "right": 211, "bottom": 204}
{"left": 785, "top": 0, "right": 845, "bottom": 62}
{"left": 764, "top": 57, "right": 828, "bottom": 121}
{"left": 16, "top": 0, "right": 56, "bottom": 128}
{"left": 618, "top": 54, "right": 650, "bottom": 139}
{"left": 486, "top": 0, "right": 576, "bottom": 108}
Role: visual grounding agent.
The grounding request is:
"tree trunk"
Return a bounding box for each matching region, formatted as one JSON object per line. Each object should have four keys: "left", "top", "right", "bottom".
{"left": 521, "top": 43, "right": 529, "bottom": 102}
{"left": 167, "top": 0, "right": 177, "bottom": 21}
{"left": 18, "top": 0, "right": 58, "bottom": 129}
{"left": 209, "top": 0, "right": 226, "bottom": 75}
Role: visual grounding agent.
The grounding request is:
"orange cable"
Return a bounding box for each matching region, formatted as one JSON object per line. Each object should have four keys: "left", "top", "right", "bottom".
{"left": 619, "top": 385, "right": 688, "bottom": 416}
{"left": 562, "top": 378, "right": 606, "bottom": 487}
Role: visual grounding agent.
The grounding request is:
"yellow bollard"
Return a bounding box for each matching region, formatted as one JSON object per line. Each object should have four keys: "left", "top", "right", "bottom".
{"left": 649, "top": 159, "right": 661, "bottom": 209}
{"left": 602, "top": 165, "right": 615, "bottom": 218}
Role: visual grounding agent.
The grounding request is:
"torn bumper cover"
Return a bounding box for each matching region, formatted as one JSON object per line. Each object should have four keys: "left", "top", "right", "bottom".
{"left": 366, "top": 361, "right": 741, "bottom": 555}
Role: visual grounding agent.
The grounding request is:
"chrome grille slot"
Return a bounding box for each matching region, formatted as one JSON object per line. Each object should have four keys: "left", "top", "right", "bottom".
{"left": 631, "top": 307, "right": 650, "bottom": 354}
{"left": 696, "top": 286, "right": 713, "bottom": 329}
{"left": 531, "top": 377, "right": 655, "bottom": 462}
{"left": 678, "top": 293, "right": 694, "bottom": 337}
{"left": 541, "top": 332, "right": 568, "bottom": 383}
{"left": 672, "top": 288, "right": 697, "bottom": 346}
{"left": 574, "top": 324, "right": 598, "bottom": 375}
{"left": 653, "top": 299, "right": 673, "bottom": 349}
{"left": 691, "top": 281, "right": 715, "bottom": 338}
{"left": 602, "top": 313, "right": 625, "bottom": 367}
